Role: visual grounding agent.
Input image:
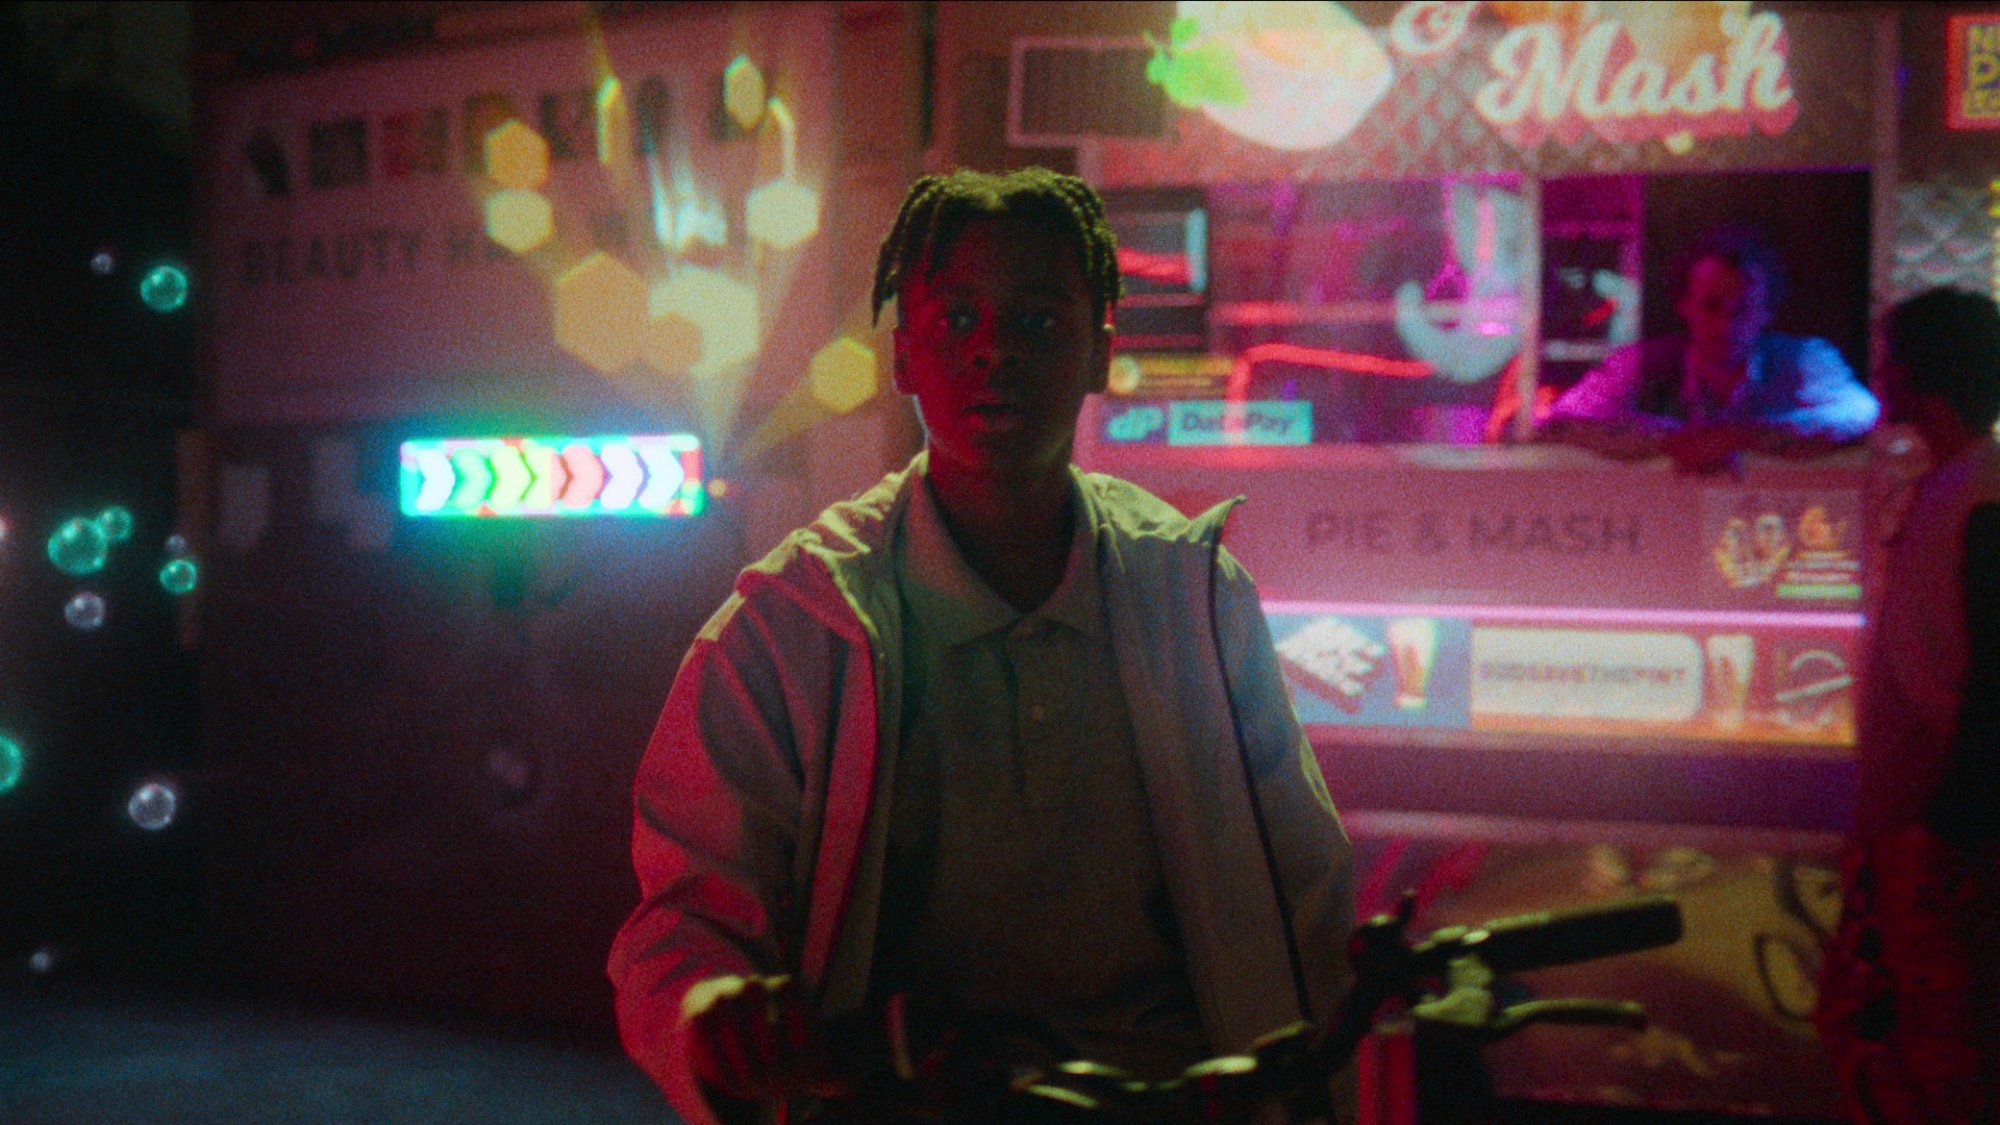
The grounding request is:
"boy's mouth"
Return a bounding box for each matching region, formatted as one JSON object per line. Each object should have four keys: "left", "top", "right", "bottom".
{"left": 967, "top": 402, "right": 1026, "bottom": 429}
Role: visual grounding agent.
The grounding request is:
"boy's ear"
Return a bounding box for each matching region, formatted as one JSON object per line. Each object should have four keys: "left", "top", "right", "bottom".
{"left": 1087, "top": 321, "right": 1113, "bottom": 394}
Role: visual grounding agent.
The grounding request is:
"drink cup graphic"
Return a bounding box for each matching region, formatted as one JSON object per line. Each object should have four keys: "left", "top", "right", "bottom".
{"left": 1387, "top": 617, "right": 1438, "bottom": 710}
{"left": 1705, "top": 634, "right": 1755, "bottom": 730}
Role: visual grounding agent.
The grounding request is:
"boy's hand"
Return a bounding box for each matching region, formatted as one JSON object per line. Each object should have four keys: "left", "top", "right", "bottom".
{"left": 683, "top": 974, "right": 845, "bottom": 1103}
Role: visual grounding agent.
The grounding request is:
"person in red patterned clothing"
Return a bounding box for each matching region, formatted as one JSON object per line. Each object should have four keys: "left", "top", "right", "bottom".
{"left": 1816, "top": 287, "right": 2000, "bottom": 1124}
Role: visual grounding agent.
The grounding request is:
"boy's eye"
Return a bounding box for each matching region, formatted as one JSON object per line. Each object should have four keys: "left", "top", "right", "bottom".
{"left": 940, "top": 308, "right": 977, "bottom": 332}
{"left": 1019, "top": 310, "right": 1059, "bottom": 334}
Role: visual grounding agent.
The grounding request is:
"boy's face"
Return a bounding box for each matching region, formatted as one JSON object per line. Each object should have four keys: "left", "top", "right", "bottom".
{"left": 893, "top": 215, "right": 1111, "bottom": 481}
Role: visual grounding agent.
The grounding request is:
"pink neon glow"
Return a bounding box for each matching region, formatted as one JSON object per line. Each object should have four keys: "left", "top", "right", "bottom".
{"left": 1116, "top": 246, "right": 1192, "bottom": 287}
{"left": 1262, "top": 599, "right": 1865, "bottom": 631}
{"left": 1227, "top": 343, "right": 1433, "bottom": 400}
{"left": 560, "top": 445, "right": 605, "bottom": 508}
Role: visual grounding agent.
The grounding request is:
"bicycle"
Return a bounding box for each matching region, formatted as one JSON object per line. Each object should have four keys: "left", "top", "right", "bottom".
{"left": 809, "top": 892, "right": 1684, "bottom": 1124}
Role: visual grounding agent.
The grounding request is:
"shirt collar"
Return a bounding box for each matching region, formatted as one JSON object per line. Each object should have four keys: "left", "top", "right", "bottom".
{"left": 897, "top": 466, "right": 1103, "bottom": 647}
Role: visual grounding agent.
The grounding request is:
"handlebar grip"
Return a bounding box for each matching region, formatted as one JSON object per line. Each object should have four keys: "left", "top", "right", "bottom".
{"left": 1457, "top": 894, "right": 1682, "bottom": 975}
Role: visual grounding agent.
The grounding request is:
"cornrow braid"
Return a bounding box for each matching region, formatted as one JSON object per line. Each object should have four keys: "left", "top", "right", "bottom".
{"left": 870, "top": 167, "right": 1122, "bottom": 326}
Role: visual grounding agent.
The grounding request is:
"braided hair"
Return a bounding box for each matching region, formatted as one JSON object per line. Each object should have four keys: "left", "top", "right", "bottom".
{"left": 870, "top": 167, "right": 1122, "bottom": 327}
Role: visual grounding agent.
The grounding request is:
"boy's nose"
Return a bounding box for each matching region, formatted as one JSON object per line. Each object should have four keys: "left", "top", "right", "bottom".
{"left": 967, "top": 324, "right": 1016, "bottom": 372}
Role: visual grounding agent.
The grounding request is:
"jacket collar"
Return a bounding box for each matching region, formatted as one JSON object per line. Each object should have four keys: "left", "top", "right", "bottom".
{"left": 897, "top": 463, "right": 1104, "bottom": 645}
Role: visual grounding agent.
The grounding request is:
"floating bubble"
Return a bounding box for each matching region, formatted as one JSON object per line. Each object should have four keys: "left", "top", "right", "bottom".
{"left": 65, "top": 592, "right": 108, "bottom": 630}
{"left": 90, "top": 249, "right": 116, "bottom": 276}
{"left": 164, "top": 533, "right": 190, "bottom": 557}
{"left": 47, "top": 518, "right": 109, "bottom": 576}
{"left": 97, "top": 505, "right": 134, "bottom": 542}
{"left": 483, "top": 744, "right": 535, "bottom": 804}
{"left": 0, "top": 514, "right": 9, "bottom": 546}
{"left": 127, "top": 781, "right": 178, "bottom": 830}
{"left": 159, "top": 558, "right": 198, "bottom": 596}
{"left": 28, "top": 947, "right": 56, "bottom": 974}
{"left": 0, "top": 732, "right": 22, "bottom": 794}
{"left": 139, "top": 263, "right": 191, "bottom": 313}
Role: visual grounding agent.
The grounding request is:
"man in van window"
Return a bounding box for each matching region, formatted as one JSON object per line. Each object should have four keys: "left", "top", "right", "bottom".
{"left": 1539, "top": 227, "right": 1878, "bottom": 473}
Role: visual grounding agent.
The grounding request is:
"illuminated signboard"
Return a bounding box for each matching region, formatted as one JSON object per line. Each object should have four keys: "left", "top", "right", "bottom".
{"left": 1102, "top": 399, "right": 1313, "bottom": 446}
{"left": 1268, "top": 602, "right": 1858, "bottom": 748}
{"left": 398, "top": 434, "right": 703, "bottom": 518}
{"left": 1949, "top": 13, "right": 2000, "bottom": 130}
{"left": 1148, "top": 2, "right": 1800, "bottom": 157}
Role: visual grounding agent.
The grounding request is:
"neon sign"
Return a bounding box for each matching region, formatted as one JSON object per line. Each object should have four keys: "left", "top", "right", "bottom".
{"left": 398, "top": 434, "right": 704, "bottom": 518}
{"left": 1151, "top": 2, "right": 1801, "bottom": 156}
{"left": 1948, "top": 14, "right": 2000, "bottom": 130}
{"left": 1102, "top": 399, "right": 1315, "bottom": 446}
{"left": 1442, "top": 4, "right": 1799, "bottom": 152}
{"left": 1149, "top": 1, "right": 1393, "bottom": 150}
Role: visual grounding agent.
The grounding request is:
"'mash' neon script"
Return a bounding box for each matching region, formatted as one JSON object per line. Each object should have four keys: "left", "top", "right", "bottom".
{"left": 1390, "top": 2, "right": 1799, "bottom": 151}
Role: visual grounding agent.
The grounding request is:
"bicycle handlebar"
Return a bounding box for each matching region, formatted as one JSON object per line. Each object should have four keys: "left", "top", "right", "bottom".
{"left": 1408, "top": 893, "right": 1684, "bottom": 976}
{"left": 815, "top": 893, "right": 1683, "bottom": 1124}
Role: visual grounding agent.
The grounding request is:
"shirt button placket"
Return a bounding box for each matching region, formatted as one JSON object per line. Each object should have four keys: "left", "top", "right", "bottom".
{"left": 1013, "top": 621, "right": 1059, "bottom": 807}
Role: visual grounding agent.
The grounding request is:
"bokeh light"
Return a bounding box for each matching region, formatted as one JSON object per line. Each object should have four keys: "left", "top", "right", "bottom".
{"left": 127, "top": 781, "right": 178, "bottom": 831}
{"left": 164, "top": 534, "right": 190, "bottom": 557}
{"left": 64, "top": 592, "right": 108, "bottom": 631}
{"left": 1109, "top": 354, "right": 1144, "bottom": 395}
{"left": 594, "top": 75, "right": 630, "bottom": 167}
{"left": 723, "top": 55, "right": 767, "bottom": 129}
{"left": 28, "top": 947, "right": 56, "bottom": 974}
{"left": 0, "top": 732, "right": 23, "bottom": 794}
{"left": 139, "top": 262, "right": 190, "bottom": 313}
{"left": 97, "top": 505, "right": 134, "bottom": 542}
{"left": 640, "top": 311, "right": 703, "bottom": 375}
{"left": 90, "top": 248, "right": 115, "bottom": 276}
{"left": 485, "top": 189, "right": 555, "bottom": 254}
{"left": 649, "top": 267, "right": 758, "bottom": 377}
{"left": 807, "top": 337, "right": 877, "bottom": 413}
{"left": 745, "top": 178, "right": 821, "bottom": 250}
{"left": 482, "top": 120, "right": 551, "bottom": 189}
{"left": 553, "top": 252, "right": 647, "bottom": 375}
{"left": 47, "top": 517, "right": 109, "bottom": 576}
{"left": 160, "top": 558, "right": 199, "bottom": 596}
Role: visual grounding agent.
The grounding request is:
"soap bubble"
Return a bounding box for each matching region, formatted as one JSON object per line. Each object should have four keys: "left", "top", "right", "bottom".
{"left": 0, "top": 732, "right": 23, "bottom": 794}
{"left": 127, "top": 781, "right": 178, "bottom": 830}
{"left": 90, "top": 249, "right": 116, "bottom": 276}
{"left": 28, "top": 946, "right": 57, "bottom": 974}
{"left": 164, "top": 534, "right": 190, "bottom": 557}
{"left": 97, "top": 506, "right": 134, "bottom": 542}
{"left": 139, "top": 263, "right": 190, "bottom": 313}
{"left": 483, "top": 744, "right": 536, "bottom": 804}
{"left": 64, "top": 592, "right": 108, "bottom": 631}
{"left": 47, "top": 518, "right": 109, "bottom": 576}
{"left": 159, "top": 558, "right": 198, "bottom": 596}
